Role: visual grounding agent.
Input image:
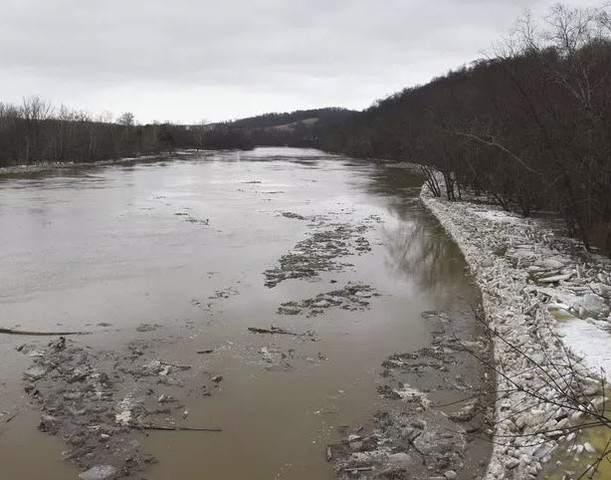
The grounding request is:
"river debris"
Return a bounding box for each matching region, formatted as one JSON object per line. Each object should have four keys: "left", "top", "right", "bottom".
{"left": 330, "top": 311, "right": 493, "bottom": 480}
{"left": 3, "top": 327, "right": 87, "bottom": 336}
{"left": 421, "top": 311, "right": 450, "bottom": 323}
{"left": 175, "top": 211, "right": 209, "bottom": 226}
{"left": 248, "top": 345, "right": 327, "bottom": 371}
{"left": 331, "top": 410, "right": 468, "bottom": 480}
{"left": 277, "top": 283, "right": 379, "bottom": 317}
{"left": 132, "top": 423, "right": 221, "bottom": 433}
{"left": 79, "top": 464, "right": 118, "bottom": 480}
{"left": 281, "top": 211, "right": 308, "bottom": 220}
{"left": 20, "top": 336, "right": 220, "bottom": 478}
{"left": 209, "top": 286, "right": 239, "bottom": 300}
{"left": 185, "top": 216, "right": 209, "bottom": 225}
{"left": 247, "top": 326, "right": 317, "bottom": 340}
{"left": 191, "top": 282, "right": 242, "bottom": 312}
{"left": 264, "top": 223, "right": 372, "bottom": 288}
{"left": 1, "top": 411, "right": 18, "bottom": 425}
{"left": 135, "top": 323, "right": 162, "bottom": 333}
{"left": 258, "top": 346, "right": 293, "bottom": 370}
{"left": 196, "top": 349, "right": 214, "bottom": 354}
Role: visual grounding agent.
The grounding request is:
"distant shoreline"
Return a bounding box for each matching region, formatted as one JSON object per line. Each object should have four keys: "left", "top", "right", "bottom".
{"left": 0, "top": 150, "right": 206, "bottom": 176}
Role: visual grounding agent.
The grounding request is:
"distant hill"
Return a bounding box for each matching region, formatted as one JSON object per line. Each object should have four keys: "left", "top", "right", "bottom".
{"left": 205, "top": 108, "right": 356, "bottom": 148}
{"left": 221, "top": 108, "right": 355, "bottom": 130}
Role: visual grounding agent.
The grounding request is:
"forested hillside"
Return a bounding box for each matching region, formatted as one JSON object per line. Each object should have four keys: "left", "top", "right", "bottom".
{"left": 220, "top": 108, "right": 354, "bottom": 130}
{"left": 314, "top": 5, "right": 611, "bottom": 254}
{"left": 213, "top": 108, "right": 355, "bottom": 147}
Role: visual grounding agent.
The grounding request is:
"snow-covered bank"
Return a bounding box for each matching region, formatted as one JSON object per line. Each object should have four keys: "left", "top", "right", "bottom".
{"left": 420, "top": 185, "right": 611, "bottom": 479}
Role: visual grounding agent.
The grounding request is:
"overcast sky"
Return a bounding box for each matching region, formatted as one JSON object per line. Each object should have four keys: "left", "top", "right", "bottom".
{"left": 0, "top": 0, "right": 598, "bottom": 124}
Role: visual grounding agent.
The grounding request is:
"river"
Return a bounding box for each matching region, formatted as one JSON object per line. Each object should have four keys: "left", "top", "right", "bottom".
{"left": 0, "top": 147, "right": 490, "bottom": 480}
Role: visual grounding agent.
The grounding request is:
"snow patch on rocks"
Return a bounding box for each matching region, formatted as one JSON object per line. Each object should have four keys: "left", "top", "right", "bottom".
{"left": 471, "top": 209, "right": 528, "bottom": 226}
{"left": 556, "top": 320, "right": 611, "bottom": 376}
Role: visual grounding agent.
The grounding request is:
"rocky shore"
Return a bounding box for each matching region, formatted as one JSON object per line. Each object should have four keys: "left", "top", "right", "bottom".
{"left": 421, "top": 183, "right": 611, "bottom": 479}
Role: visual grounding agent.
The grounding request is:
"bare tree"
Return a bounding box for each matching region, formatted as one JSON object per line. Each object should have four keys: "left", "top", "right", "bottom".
{"left": 116, "top": 112, "right": 135, "bottom": 126}
{"left": 21, "top": 96, "right": 53, "bottom": 164}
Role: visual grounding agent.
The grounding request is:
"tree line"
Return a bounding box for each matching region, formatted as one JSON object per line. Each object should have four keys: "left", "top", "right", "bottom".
{"left": 0, "top": 99, "right": 253, "bottom": 168}
{"left": 311, "top": 4, "right": 611, "bottom": 255}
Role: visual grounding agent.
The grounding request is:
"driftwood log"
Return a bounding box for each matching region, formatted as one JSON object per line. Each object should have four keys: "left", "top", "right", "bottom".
{"left": 0, "top": 327, "right": 87, "bottom": 336}
{"left": 133, "top": 423, "right": 222, "bottom": 433}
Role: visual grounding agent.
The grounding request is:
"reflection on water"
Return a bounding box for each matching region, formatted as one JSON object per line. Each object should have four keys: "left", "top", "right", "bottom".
{"left": 362, "top": 164, "right": 469, "bottom": 295}
{"left": 383, "top": 214, "right": 467, "bottom": 293}
{"left": 0, "top": 148, "right": 485, "bottom": 480}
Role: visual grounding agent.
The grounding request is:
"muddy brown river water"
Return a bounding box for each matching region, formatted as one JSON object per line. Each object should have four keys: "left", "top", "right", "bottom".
{"left": 0, "top": 147, "right": 490, "bottom": 480}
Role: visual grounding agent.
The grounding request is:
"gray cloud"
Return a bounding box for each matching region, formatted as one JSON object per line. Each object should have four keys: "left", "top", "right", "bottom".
{"left": 0, "top": 0, "right": 597, "bottom": 123}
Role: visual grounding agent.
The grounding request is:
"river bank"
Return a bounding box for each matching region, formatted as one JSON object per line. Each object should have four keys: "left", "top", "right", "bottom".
{"left": 0, "top": 150, "right": 203, "bottom": 176}
{"left": 420, "top": 183, "right": 611, "bottom": 479}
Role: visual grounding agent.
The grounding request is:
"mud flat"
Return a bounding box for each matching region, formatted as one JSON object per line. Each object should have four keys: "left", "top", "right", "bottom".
{"left": 421, "top": 182, "right": 611, "bottom": 479}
